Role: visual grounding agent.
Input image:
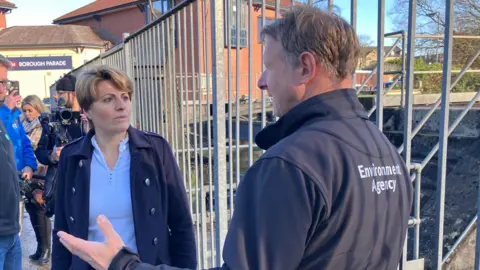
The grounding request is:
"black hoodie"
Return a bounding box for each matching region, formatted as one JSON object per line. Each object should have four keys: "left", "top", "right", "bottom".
{"left": 0, "top": 120, "right": 20, "bottom": 236}
{"left": 109, "top": 89, "right": 413, "bottom": 270}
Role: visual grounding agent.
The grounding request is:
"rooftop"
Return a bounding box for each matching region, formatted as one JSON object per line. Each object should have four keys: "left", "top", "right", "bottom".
{"left": 53, "top": 0, "right": 143, "bottom": 24}
{"left": 0, "top": 0, "right": 16, "bottom": 9}
{"left": 0, "top": 25, "right": 111, "bottom": 48}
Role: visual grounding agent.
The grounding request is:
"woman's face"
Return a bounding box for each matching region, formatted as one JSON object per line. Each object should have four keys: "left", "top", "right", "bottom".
{"left": 22, "top": 104, "right": 40, "bottom": 122}
{"left": 86, "top": 80, "right": 131, "bottom": 135}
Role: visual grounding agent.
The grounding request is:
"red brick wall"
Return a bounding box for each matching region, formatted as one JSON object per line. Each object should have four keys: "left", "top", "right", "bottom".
{"left": 65, "top": 7, "right": 145, "bottom": 41}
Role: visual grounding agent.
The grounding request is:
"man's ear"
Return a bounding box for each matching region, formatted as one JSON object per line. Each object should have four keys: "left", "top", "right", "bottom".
{"left": 298, "top": 52, "right": 317, "bottom": 84}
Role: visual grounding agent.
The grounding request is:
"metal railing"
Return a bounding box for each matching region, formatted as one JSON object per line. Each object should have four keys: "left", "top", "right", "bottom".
{"left": 48, "top": 0, "right": 480, "bottom": 269}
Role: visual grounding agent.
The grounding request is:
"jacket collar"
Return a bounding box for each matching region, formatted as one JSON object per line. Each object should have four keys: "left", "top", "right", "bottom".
{"left": 71, "top": 126, "right": 152, "bottom": 158}
{"left": 255, "top": 88, "right": 369, "bottom": 150}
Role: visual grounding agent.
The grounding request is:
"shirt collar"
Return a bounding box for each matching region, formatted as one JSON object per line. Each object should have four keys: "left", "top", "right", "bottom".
{"left": 91, "top": 134, "right": 130, "bottom": 153}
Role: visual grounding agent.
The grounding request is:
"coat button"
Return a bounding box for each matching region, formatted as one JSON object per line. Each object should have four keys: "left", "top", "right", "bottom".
{"left": 144, "top": 178, "right": 150, "bottom": 186}
{"left": 72, "top": 187, "right": 76, "bottom": 194}
{"left": 70, "top": 216, "right": 75, "bottom": 223}
{"left": 150, "top": 208, "right": 155, "bottom": 215}
{"left": 152, "top": 238, "right": 158, "bottom": 245}
{"left": 79, "top": 160, "right": 83, "bottom": 167}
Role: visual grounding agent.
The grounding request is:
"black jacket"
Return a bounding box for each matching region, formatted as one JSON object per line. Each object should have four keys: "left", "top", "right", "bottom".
{"left": 51, "top": 127, "right": 197, "bottom": 270}
{"left": 109, "top": 89, "right": 414, "bottom": 270}
{"left": 0, "top": 120, "right": 21, "bottom": 236}
{"left": 35, "top": 115, "right": 84, "bottom": 167}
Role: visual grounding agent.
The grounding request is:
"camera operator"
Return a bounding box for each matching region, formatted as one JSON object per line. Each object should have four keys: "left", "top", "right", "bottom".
{"left": 36, "top": 74, "right": 87, "bottom": 219}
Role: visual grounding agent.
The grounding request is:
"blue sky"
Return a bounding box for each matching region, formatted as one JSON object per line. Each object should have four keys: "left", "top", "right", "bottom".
{"left": 6, "top": 0, "right": 93, "bottom": 26}
{"left": 328, "top": 0, "right": 397, "bottom": 46}
{"left": 6, "top": 0, "right": 397, "bottom": 45}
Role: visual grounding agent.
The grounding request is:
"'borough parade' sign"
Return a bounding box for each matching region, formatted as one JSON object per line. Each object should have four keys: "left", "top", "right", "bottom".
{"left": 8, "top": 56, "right": 73, "bottom": 71}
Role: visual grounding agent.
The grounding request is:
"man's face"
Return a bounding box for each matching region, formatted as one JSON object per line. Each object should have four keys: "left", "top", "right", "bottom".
{"left": 57, "top": 90, "right": 75, "bottom": 108}
{"left": 0, "top": 65, "right": 8, "bottom": 101}
{"left": 257, "top": 36, "right": 302, "bottom": 118}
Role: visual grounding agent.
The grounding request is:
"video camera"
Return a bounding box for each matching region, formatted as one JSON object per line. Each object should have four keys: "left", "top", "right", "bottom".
{"left": 18, "top": 173, "right": 46, "bottom": 204}
{"left": 39, "top": 96, "right": 74, "bottom": 147}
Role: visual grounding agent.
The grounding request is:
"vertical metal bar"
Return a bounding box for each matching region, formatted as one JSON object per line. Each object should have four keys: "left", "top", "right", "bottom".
{"left": 167, "top": 17, "right": 177, "bottom": 156}
{"left": 350, "top": 0, "right": 357, "bottom": 88}
{"left": 376, "top": 0, "right": 385, "bottom": 131}
{"left": 328, "top": 0, "right": 334, "bottom": 13}
{"left": 150, "top": 28, "right": 159, "bottom": 134}
{"left": 248, "top": 0, "right": 253, "bottom": 167}
{"left": 401, "top": 32, "right": 406, "bottom": 109}
{"left": 188, "top": 3, "right": 202, "bottom": 267}
{"left": 153, "top": 25, "right": 164, "bottom": 136}
{"left": 196, "top": 0, "right": 208, "bottom": 266}
{"left": 124, "top": 40, "right": 135, "bottom": 127}
{"left": 275, "top": 0, "right": 279, "bottom": 18}
{"left": 202, "top": 0, "right": 214, "bottom": 265}
{"left": 434, "top": 0, "right": 454, "bottom": 268}
{"left": 161, "top": 21, "right": 170, "bottom": 142}
{"left": 140, "top": 34, "right": 148, "bottom": 130}
{"left": 235, "top": 0, "right": 241, "bottom": 191}
{"left": 261, "top": 0, "right": 266, "bottom": 153}
{"left": 133, "top": 38, "right": 141, "bottom": 129}
{"left": 414, "top": 167, "right": 421, "bottom": 259}
{"left": 144, "top": 32, "right": 152, "bottom": 131}
{"left": 147, "top": 29, "right": 154, "bottom": 132}
{"left": 182, "top": 8, "right": 193, "bottom": 214}
{"left": 400, "top": 1, "right": 415, "bottom": 269}
{"left": 172, "top": 16, "right": 179, "bottom": 158}
{"left": 227, "top": 0, "right": 234, "bottom": 220}
{"left": 475, "top": 170, "right": 480, "bottom": 270}
{"left": 211, "top": 0, "right": 227, "bottom": 265}
{"left": 177, "top": 13, "right": 187, "bottom": 188}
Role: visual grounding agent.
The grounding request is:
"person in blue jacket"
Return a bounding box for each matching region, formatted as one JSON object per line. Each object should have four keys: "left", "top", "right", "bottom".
{"left": 0, "top": 54, "right": 37, "bottom": 180}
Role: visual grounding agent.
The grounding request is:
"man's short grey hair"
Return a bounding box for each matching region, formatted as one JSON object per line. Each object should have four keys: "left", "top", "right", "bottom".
{"left": 0, "top": 54, "right": 11, "bottom": 69}
{"left": 261, "top": 5, "right": 360, "bottom": 80}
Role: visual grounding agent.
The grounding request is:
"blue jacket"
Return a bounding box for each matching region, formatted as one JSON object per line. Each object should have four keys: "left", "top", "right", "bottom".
{"left": 52, "top": 126, "right": 197, "bottom": 270}
{"left": 0, "top": 104, "right": 37, "bottom": 172}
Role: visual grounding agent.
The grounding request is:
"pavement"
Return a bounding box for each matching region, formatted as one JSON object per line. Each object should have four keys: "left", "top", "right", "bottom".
{"left": 19, "top": 208, "right": 52, "bottom": 270}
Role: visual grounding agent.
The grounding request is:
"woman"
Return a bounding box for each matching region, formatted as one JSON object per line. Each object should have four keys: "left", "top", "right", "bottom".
{"left": 21, "top": 95, "right": 51, "bottom": 264}
{"left": 51, "top": 65, "right": 197, "bottom": 270}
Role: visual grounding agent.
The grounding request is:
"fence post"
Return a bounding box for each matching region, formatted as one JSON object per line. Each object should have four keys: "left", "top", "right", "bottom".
{"left": 210, "top": 0, "right": 228, "bottom": 266}
{"left": 124, "top": 38, "right": 136, "bottom": 128}
{"left": 433, "top": 0, "right": 454, "bottom": 268}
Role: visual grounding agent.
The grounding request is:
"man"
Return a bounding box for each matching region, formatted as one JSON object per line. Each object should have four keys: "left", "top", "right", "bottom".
{"left": 57, "top": 6, "right": 413, "bottom": 270}
{"left": 35, "top": 73, "right": 86, "bottom": 217}
{"left": 0, "top": 54, "right": 37, "bottom": 180}
{"left": 0, "top": 120, "right": 22, "bottom": 270}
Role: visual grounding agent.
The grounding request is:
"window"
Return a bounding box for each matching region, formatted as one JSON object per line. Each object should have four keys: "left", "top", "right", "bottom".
{"left": 257, "top": 17, "right": 274, "bottom": 42}
{"left": 224, "top": 0, "right": 248, "bottom": 48}
{"left": 145, "top": 0, "right": 172, "bottom": 24}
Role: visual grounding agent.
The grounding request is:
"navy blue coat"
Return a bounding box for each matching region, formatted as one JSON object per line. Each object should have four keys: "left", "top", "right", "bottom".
{"left": 52, "top": 126, "right": 197, "bottom": 270}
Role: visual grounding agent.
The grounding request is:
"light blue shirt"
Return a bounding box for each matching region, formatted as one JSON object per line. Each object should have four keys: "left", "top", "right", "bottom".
{"left": 88, "top": 135, "right": 138, "bottom": 252}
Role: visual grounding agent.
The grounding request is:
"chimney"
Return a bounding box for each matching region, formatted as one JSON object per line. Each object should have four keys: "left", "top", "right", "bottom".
{"left": 0, "top": 1, "right": 16, "bottom": 30}
{"left": 0, "top": 11, "right": 6, "bottom": 29}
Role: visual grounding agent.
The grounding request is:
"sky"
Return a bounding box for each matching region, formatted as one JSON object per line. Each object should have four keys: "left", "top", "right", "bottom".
{"left": 6, "top": 0, "right": 93, "bottom": 26}
{"left": 5, "top": 0, "right": 397, "bottom": 45}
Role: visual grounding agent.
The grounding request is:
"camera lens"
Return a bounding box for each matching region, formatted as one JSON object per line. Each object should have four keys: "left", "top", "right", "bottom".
{"left": 60, "top": 109, "right": 72, "bottom": 121}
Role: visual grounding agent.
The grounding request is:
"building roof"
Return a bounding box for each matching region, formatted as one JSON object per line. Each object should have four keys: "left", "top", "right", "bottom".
{"left": 53, "top": 0, "right": 143, "bottom": 24}
{"left": 0, "top": 25, "right": 111, "bottom": 48}
{"left": 0, "top": 0, "right": 16, "bottom": 9}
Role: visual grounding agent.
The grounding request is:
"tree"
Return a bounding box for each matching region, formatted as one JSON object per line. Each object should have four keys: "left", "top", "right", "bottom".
{"left": 293, "top": 0, "right": 341, "bottom": 14}
{"left": 389, "top": 0, "right": 480, "bottom": 67}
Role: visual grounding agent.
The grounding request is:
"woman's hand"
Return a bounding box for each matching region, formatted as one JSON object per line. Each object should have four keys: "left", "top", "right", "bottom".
{"left": 57, "top": 215, "right": 125, "bottom": 270}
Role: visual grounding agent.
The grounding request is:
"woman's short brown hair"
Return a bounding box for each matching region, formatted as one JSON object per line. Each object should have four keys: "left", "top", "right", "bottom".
{"left": 75, "top": 65, "right": 134, "bottom": 111}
